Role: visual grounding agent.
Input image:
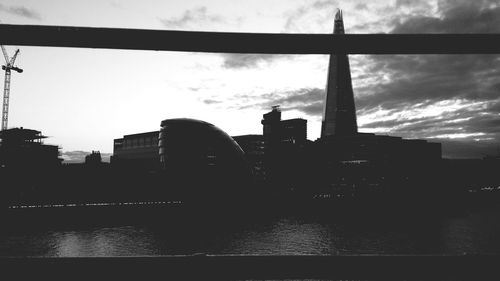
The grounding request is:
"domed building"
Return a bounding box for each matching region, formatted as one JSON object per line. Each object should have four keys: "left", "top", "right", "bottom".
{"left": 159, "top": 118, "right": 254, "bottom": 203}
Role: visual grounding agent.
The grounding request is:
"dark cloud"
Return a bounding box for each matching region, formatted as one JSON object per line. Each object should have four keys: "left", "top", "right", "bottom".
{"left": 354, "top": 54, "right": 500, "bottom": 110}
{"left": 394, "top": 0, "right": 434, "bottom": 10}
{"left": 392, "top": 0, "right": 500, "bottom": 33}
{"left": 361, "top": 99, "right": 500, "bottom": 138}
{"left": 348, "top": 0, "right": 500, "bottom": 158}
{"left": 290, "top": 101, "right": 324, "bottom": 115}
{"left": 221, "top": 54, "right": 291, "bottom": 69}
{"left": 312, "top": 0, "right": 337, "bottom": 10}
{"left": 0, "top": 4, "right": 41, "bottom": 20}
{"left": 235, "top": 88, "right": 325, "bottom": 116}
{"left": 159, "top": 6, "right": 224, "bottom": 29}
{"left": 202, "top": 99, "right": 222, "bottom": 105}
{"left": 357, "top": 98, "right": 500, "bottom": 159}
{"left": 354, "top": 54, "right": 500, "bottom": 155}
{"left": 208, "top": 1, "right": 500, "bottom": 158}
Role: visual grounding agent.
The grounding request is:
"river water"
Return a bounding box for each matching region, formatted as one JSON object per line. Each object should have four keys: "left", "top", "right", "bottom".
{"left": 2, "top": 206, "right": 500, "bottom": 257}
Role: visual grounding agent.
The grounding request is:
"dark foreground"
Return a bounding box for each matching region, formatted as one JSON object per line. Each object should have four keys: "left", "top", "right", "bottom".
{"left": 2, "top": 254, "right": 500, "bottom": 280}
{"left": 2, "top": 202, "right": 500, "bottom": 280}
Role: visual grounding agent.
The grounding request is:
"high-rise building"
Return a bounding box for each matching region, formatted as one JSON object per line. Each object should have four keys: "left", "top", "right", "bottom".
{"left": 261, "top": 106, "right": 307, "bottom": 146}
{"left": 321, "top": 9, "right": 358, "bottom": 137}
{"left": 317, "top": 9, "right": 441, "bottom": 162}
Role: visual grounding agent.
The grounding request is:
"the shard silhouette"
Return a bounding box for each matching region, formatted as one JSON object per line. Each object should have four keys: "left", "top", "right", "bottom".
{"left": 321, "top": 9, "right": 358, "bottom": 138}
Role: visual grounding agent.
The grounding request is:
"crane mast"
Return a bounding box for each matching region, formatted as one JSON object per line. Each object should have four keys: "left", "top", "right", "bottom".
{"left": 1, "top": 46, "right": 22, "bottom": 131}
{"left": 2, "top": 65, "right": 11, "bottom": 130}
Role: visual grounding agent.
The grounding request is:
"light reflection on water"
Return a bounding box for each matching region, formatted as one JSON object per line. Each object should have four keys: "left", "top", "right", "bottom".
{"left": 49, "top": 227, "right": 167, "bottom": 256}
{"left": 2, "top": 209, "right": 500, "bottom": 257}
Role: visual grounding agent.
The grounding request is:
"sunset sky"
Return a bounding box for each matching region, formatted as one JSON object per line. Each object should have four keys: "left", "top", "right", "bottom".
{"left": 1, "top": 0, "right": 500, "bottom": 161}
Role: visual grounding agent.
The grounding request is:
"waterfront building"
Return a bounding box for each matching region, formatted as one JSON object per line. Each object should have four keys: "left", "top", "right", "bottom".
{"left": 316, "top": 133, "right": 441, "bottom": 163}
{"left": 261, "top": 105, "right": 307, "bottom": 146}
{"left": 311, "top": 9, "right": 442, "bottom": 200}
{"left": 234, "top": 106, "right": 310, "bottom": 188}
{"left": 0, "top": 127, "right": 61, "bottom": 168}
{"left": 111, "top": 131, "right": 160, "bottom": 170}
{"left": 260, "top": 106, "right": 310, "bottom": 189}
{"left": 232, "top": 134, "right": 266, "bottom": 182}
{"left": 317, "top": 9, "right": 441, "bottom": 164}
{"left": 159, "top": 118, "right": 253, "bottom": 202}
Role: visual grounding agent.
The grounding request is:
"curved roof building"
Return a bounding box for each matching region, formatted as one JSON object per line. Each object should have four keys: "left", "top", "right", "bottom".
{"left": 159, "top": 118, "right": 253, "bottom": 202}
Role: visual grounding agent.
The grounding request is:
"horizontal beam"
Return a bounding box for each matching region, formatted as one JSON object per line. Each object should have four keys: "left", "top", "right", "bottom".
{"left": 1, "top": 24, "right": 500, "bottom": 54}
{"left": 1, "top": 254, "right": 499, "bottom": 280}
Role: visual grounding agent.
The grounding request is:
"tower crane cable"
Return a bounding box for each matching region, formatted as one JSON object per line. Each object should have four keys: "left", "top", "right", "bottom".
{"left": 1, "top": 45, "right": 9, "bottom": 64}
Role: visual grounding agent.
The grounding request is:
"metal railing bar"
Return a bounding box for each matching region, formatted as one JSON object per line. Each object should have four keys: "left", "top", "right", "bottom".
{"left": 1, "top": 24, "right": 500, "bottom": 54}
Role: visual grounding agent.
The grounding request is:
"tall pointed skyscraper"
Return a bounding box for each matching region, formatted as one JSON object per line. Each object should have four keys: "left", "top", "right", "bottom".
{"left": 321, "top": 9, "right": 358, "bottom": 138}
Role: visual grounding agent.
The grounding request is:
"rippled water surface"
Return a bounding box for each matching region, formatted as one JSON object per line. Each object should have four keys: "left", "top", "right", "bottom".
{"left": 2, "top": 208, "right": 500, "bottom": 257}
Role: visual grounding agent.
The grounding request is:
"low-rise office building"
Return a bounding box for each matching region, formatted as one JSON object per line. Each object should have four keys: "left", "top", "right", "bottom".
{"left": 111, "top": 131, "right": 160, "bottom": 170}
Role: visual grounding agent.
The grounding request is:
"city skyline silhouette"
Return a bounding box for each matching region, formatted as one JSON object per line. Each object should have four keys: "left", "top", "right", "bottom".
{"left": 0, "top": 0, "right": 499, "bottom": 161}
{"left": 2, "top": 3, "right": 500, "bottom": 280}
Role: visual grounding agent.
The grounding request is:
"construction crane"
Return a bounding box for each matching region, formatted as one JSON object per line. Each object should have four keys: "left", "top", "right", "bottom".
{"left": 1, "top": 45, "right": 22, "bottom": 131}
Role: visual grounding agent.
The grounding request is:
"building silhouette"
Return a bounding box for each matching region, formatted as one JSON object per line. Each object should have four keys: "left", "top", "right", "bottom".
{"left": 234, "top": 106, "right": 309, "bottom": 190}
{"left": 0, "top": 127, "right": 62, "bottom": 206}
{"left": 0, "top": 127, "right": 61, "bottom": 168}
{"left": 321, "top": 9, "right": 358, "bottom": 137}
{"left": 232, "top": 134, "right": 266, "bottom": 182}
{"left": 85, "top": 150, "right": 103, "bottom": 166}
{"left": 262, "top": 105, "right": 307, "bottom": 146}
{"left": 159, "top": 118, "right": 253, "bottom": 203}
{"left": 112, "top": 131, "right": 160, "bottom": 170}
{"left": 307, "top": 9, "right": 443, "bottom": 202}
{"left": 317, "top": 9, "right": 441, "bottom": 163}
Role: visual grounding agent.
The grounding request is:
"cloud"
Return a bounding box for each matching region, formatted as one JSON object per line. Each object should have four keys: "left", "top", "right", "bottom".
{"left": 197, "top": 1, "right": 500, "bottom": 158}
{"left": 360, "top": 99, "right": 500, "bottom": 137}
{"left": 202, "top": 99, "right": 222, "bottom": 105}
{"left": 349, "top": 0, "right": 500, "bottom": 157}
{"left": 361, "top": 0, "right": 500, "bottom": 110}
{"left": 234, "top": 88, "right": 325, "bottom": 116}
{"left": 355, "top": 54, "right": 500, "bottom": 110}
{"left": 0, "top": 4, "right": 41, "bottom": 20}
{"left": 220, "top": 54, "right": 291, "bottom": 69}
{"left": 283, "top": 0, "right": 338, "bottom": 33}
{"left": 249, "top": 1, "right": 500, "bottom": 158}
{"left": 159, "top": 6, "right": 224, "bottom": 29}
{"left": 394, "top": 0, "right": 435, "bottom": 10}
{"left": 391, "top": 0, "right": 500, "bottom": 33}
{"left": 354, "top": 3, "right": 369, "bottom": 11}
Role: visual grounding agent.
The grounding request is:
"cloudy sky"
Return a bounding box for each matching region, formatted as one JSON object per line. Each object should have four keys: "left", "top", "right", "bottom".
{"left": 1, "top": 0, "right": 500, "bottom": 160}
